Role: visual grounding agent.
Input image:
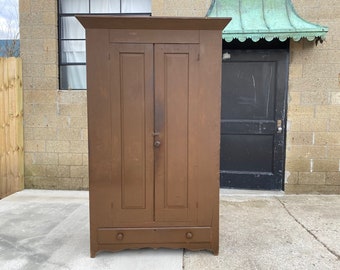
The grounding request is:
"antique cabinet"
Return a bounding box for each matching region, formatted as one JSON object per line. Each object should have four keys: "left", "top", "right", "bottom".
{"left": 77, "top": 16, "right": 230, "bottom": 257}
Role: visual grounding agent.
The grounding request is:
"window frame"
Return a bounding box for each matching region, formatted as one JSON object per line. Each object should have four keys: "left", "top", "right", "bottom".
{"left": 58, "top": 0, "right": 151, "bottom": 90}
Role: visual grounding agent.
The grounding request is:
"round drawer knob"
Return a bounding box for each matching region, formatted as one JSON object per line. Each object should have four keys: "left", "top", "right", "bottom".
{"left": 186, "top": 232, "right": 193, "bottom": 239}
{"left": 116, "top": 233, "right": 124, "bottom": 240}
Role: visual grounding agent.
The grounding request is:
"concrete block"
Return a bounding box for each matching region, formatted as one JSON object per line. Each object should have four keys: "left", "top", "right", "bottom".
{"left": 46, "top": 165, "right": 70, "bottom": 178}
{"left": 286, "top": 132, "right": 313, "bottom": 145}
{"left": 56, "top": 116, "right": 71, "bottom": 128}
{"left": 23, "top": 63, "right": 44, "bottom": 77}
{"left": 300, "top": 91, "right": 328, "bottom": 105}
{"left": 69, "top": 140, "right": 88, "bottom": 153}
{"left": 152, "top": 0, "right": 164, "bottom": 15}
{"left": 82, "top": 154, "right": 88, "bottom": 166}
{"left": 44, "top": 64, "right": 58, "bottom": 77}
{"left": 59, "top": 153, "right": 83, "bottom": 166}
{"left": 57, "top": 128, "right": 81, "bottom": 141}
{"left": 177, "top": 8, "right": 206, "bottom": 17}
{"left": 23, "top": 102, "right": 35, "bottom": 115}
{"left": 24, "top": 90, "right": 56, "bottom": 104}
{"left": 70, "top": 166, "right": 88, "bottom": 178}
{"left": 31, "top": 25, "right": 57, "bottom": 40}
{"left": 81, "top": 129, "right": 88, "bottom": 141}
{"left": 286, "top": 145, "right": 326, "bottom": 159}
{"left": 289, "top": 77, "right": 338, "bottom": 92}
{"left": 31, "top": 0, "right": 57, "bottom": 13}
{"left": 326, "top": 172, "right": 340, "bottom": 185}
{"left": 22, "top": 76, "right": 33, "bottom": 91}
{"left": 289, "top": 64, "right": 303, "bottom": 78}
{"left": 56, "top": 91, "right": 87, "bottom": 104}
{"left": 19, "top": 0, "right": 31, "bottom": 14}
{"left": 25, "top": 114, "right": 49, "bottom": 128}
{"left": 43, "top": 11, "right": 57, "bottom": 25}
{"left": 34, "top": 103, "right": 56, "bottom": 115}
{"left": 25, "top": 140, "right": 46, "bottom": 152}
{"left": 284, "top": 184, "right": 340, "bottom": 194}
{"left": 285, "top": 158, "right": 311, "bottom": 172}
{"left": 298, "top": 172, "right": 326, "bottom": 185}
{"left": 46, "top": 140, "right": 70, "bottom": 153}
{"left": 43, "top": 50, "right": 58, "bottom": 65}
{"left": 327, "top": 146, "right": 340, "bottom": 159}
{"left": 288, "top": 92, "right": 301, "bottom": 105}
{"left": 314, "top": 132, "right": 340, "bottom": 145}
{"left": 82, "top": 177, "right": 89, "bottom": 189}
{"left": 57, "top": 177, "right": 85, "bottom": 190}
{"left": 299, "top": 118, "right": 329, "bottom": 132}
{"left": 32, "top": 127, "right": 57, "bottom": 140}
{"left": 24, "top": 164, "right": 46, "bottom": 177}
{"left": 32, "top": 76, "right": 58, "bottom": 90}
{"left": 43, "top": 39, "right": 57, "bottom": 52}
{"left": 303, "top": 63, "right": 340, "bottom": 79}
{"left": 33, "top": 153, "right": 58, "bottom": 165}
{"left": 24, "top": 127, "right": 35, "bottom": 140}
{"left": 285, "top": 171, "right": 299, "bottom": 185}
{"left": 57, "top": 104, "right": 85, "bottom": 117}
{"left": 313, "top": 159, "right": 339, "bottom": 172}
{"left": 284, "top": 184, "right": 301, "bottom": 194}
{"left": 20, "top": 12, "right": 41, "bottom": 26}
{"left": 25, "top": 152, "right": 36, "bottom": 167}
{"left": 24, "top": 114, "right": 57, "bottom": 128}
{"left": 70, "top": 117, "right": 87, "bottom": 129}
{"left": 330, "top": 92, "right": 340, "bottom": 105}
{"left": 287, "top": 105, "right": 314, "bottom": 119}
{"left": 25, "top": 176, "right": 58, "bottom": 189}
{"left": 315, "top": 105, "right": 340, "bottom": 118}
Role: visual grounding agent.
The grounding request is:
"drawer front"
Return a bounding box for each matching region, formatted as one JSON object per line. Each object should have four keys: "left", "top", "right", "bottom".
{"left": 97, "top": 227, "right": 211, "bottom": 244}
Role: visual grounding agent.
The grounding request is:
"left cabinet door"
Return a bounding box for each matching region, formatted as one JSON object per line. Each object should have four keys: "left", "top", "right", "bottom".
{"left": 109, "top": 43, "right": 155, "bottom": 226}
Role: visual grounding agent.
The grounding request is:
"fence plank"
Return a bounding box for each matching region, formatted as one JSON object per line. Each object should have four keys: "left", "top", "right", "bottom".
{"left": 0, "top": 57, "right": 23, "bottom": 199}
{"left": 0, "top": 58, "right": 5, "bottom": 197}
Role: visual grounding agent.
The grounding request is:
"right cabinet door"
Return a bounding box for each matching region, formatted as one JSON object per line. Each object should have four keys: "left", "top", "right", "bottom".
{"left": 154, "top": 44, "right": 200, "bottom": 223}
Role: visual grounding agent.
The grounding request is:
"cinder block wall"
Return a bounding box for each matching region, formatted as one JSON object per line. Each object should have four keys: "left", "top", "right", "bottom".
{"left": 20, "top": 0, "right": 339, "bottom": 193}
{"left": 286, "top": 0, "right": 340, "bottom": 193}
{"left": 152, "top": 0, "right": 211, "bottom": 16}
{"left": 20, "top": 0, "right": 88, "bottom": 190}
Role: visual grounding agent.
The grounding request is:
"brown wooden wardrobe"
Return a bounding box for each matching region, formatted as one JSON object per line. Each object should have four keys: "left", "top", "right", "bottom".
{"left": 77, "top": 16, "right": 230, "bottom": 257}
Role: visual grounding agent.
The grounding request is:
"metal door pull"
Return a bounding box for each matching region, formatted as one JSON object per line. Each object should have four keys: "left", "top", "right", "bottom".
{"left": 154, "top": 140, "right": 161, "bottom": 147}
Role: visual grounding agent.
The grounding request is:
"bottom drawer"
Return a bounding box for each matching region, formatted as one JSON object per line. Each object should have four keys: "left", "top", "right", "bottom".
{"left": 97, "top": 227, "right": 211, "bottom": 244}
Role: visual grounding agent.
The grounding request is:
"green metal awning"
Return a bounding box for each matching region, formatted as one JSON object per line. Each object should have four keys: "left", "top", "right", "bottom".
{"left": 207, "top": 0, "right": 328, "bottom": 42}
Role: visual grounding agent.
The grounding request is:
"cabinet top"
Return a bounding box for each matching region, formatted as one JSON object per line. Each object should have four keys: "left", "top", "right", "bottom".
{"left": 77, "top": 16, "right": 231, "bottom": 31}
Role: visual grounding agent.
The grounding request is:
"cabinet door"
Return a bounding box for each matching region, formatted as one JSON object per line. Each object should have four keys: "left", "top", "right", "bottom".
{"left": 110, "top": 43, "right": 154, "bottom": 225}
{"left": 154, "top": 44, "right": 199, "bottom": 223}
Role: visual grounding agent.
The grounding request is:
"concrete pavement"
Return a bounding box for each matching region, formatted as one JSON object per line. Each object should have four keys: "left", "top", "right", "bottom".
{"left": 0, "top": 190, "right": 339, "bottom": 269}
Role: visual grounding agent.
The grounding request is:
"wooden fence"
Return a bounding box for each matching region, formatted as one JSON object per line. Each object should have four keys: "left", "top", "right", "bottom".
{"left": 0, "top": 57, "right": 24, "bottom": 199}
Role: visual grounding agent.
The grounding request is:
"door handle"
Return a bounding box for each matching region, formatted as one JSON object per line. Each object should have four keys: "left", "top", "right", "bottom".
{"left": 277, "top": 120, "right": 283, "bottom": 133}
{"left": 154, "top": 140, "right": 161, "bottom": 148}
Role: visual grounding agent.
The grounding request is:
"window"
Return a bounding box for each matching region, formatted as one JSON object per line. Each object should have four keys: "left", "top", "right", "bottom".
{"left": 58, "top": 0, "right": 152, "bottom": 90}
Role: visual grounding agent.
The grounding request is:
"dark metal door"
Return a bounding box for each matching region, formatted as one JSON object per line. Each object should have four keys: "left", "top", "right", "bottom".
{"left": 220, "top": 50, "right": 288, "bottom": 190}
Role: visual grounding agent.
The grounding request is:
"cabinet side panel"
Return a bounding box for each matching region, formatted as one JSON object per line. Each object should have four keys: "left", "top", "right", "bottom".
{"left": 87, "top": 30, "right": 112, "bottom": 186}
{"left": 197, "top": 30, "right": 222, "bottom": 255}
{"left": 86, "top": 29, "right": 112, "bottom": 257}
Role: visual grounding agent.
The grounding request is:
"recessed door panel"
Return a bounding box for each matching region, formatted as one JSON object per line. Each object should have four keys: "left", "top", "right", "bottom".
{"left": 154, "top": 44, "right": 199, "bottom": 222}
{"left": 110, "top": 44, "right": 154, "bottom": 224}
